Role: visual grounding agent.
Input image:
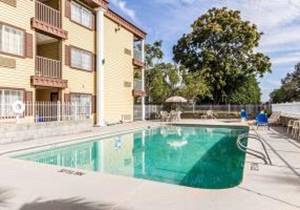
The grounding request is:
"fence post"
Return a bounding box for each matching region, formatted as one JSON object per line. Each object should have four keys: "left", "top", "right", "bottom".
{"left": 228, "top": 104, "right": 231, "bottom": 113}
{"left": 193, "top": 103, "right": 195, "bottom": 114}
{"left": 57, "top": 101, "right": 61, "bottom": 121}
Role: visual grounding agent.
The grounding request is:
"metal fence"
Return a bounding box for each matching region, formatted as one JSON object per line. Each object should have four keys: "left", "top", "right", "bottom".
{"left": 133, "top": 105, "right": 142, "bottom": 121}
{"left": 181, "top": 104, "right": 269, "bottom": 114}
{"left": 138, "top": 104, "right": 269, "bottom": 120}
{"left": 0, "top": 101, "right": 92, "bottom": 123}
{"left": 272, "top": 102, "right": 300, "bottom": 118}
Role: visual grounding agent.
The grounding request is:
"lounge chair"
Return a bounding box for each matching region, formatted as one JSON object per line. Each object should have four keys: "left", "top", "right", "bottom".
{"left": 291, "top": 120, "right": 300, "bottom": 141}
{"left": 240, "top": 109, "right": 248, "bottom": 121}
{"left": 201, "top": 110, "right": 216, "bottom": 119}
{"left": 287, "top": 119, "right": 295, "bottom": 134}
{"left": 170, "top": 110, "right": 182, "bottom": 121}
{"left": 256, "top": 112, "right": 269, "bottom": 129}
{"left": 268, "top": 112, "right": 281, "bottom": 125}
{"left": 160, "top": 111, "right": 170, "bottom": 122}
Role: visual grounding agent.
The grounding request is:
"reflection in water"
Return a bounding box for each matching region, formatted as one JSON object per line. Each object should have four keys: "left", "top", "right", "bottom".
{"left": 17, "top": 126, "right": 248, "bottom": 189}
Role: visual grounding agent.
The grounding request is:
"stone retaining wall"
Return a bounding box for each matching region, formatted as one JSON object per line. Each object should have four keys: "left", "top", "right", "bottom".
{"left": 0, "top": 120, "right": 93, "bottom": 144}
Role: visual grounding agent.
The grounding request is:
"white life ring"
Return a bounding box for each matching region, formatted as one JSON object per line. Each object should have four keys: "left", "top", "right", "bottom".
{"left": 12, "top": 101, "right": 25, "bottom": 114}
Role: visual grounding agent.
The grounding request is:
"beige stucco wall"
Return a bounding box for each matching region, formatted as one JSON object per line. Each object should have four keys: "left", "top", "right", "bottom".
{"left": 0, "top": 0, "right": 35, "bottom": 94}
{"left": 62, "top": 0, "right": 96, "bottom": 96}
{"left": 103, "top": 17, "right": 134, "bottom": 124}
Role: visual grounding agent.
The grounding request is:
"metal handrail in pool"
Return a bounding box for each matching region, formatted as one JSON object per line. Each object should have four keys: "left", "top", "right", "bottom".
{"left": 236, "top": 133, "right": 272, "bottom": 165}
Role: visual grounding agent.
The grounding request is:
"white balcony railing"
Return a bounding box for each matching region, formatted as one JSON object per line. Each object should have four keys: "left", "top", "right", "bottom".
{"left": 133, "top": 48, "right": 142, "bottom": 62}
{"left": 35, "top": 1, "right": 61, "bottom": 28}
{"left": 36, "top": 56, "right": 62, "bottom": 79}
{"left": 134, "top": 79, "right": 143, "bottom": 90}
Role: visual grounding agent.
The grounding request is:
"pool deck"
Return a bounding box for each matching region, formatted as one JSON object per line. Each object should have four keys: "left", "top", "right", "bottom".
{"left": 0, "top": 120, "right": 300, "bottom": 210}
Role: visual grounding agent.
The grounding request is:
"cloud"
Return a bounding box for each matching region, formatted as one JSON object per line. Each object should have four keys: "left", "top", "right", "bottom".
{"left": 110, "top": 0, "right": 136, "bottom": 21}
{"left": 271, "top": 52, "right": 300, "bottom": 65}
{"left": 153, "top": 0, "right": 197, "bottom": 6}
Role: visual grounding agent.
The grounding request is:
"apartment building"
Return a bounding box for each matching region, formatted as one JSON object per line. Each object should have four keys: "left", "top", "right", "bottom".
{"left": 0, "top": 0, "right": 146, "bottom": 125}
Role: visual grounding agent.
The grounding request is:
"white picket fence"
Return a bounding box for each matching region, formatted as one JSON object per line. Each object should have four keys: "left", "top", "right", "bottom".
{"left": 0, "top": 101, "right": 92, "bottom": 123}
{"left": 272, "top": 102, "right": 300, "bottom": 118}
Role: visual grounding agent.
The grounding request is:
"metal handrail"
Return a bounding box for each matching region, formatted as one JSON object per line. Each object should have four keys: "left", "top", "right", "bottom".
{"left": 237, "top": 133, "right": 272, "bottom": 165}
{"left": 247, "top": 133, "right": 272, "bottom": 165}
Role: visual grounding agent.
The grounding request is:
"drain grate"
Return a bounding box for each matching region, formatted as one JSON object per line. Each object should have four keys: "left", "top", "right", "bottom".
{"left": 250, "top": 163, "right": 259, "bottom": 171}
{"left": 58, "top": 169, "right": 85, "bottom": 176}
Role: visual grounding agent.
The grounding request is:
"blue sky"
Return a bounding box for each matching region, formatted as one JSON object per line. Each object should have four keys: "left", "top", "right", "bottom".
{"left": 109, "top": 0, "right": 300, "bottom": 102}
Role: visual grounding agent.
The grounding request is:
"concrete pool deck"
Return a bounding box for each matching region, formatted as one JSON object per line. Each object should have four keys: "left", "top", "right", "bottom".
{"left": 0, "top": 120, "right": 300, "bottom": 210}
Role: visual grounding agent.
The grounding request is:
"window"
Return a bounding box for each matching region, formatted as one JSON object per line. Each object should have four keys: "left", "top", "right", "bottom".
{"left": 71, "top": 47, "right": 92, "bottom": 71}
{"left": 71, "top": 1, "right": 92, "bottom": 29}
{"left": 0, "top": 24, "right": 24, "bottom": 56}
{"left": 71, "top": 94, "right": 91, "bottom": 119}
{"left": 0, "top": 89, "right": 24, "bottom": 117}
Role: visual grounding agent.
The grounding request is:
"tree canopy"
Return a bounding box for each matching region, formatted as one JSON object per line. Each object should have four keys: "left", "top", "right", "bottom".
{"left": 145, "top": 40, "right": 164, "bottom": 68}
{"left": 270, "top": 63, "right": 300, "bottom": 103}
{"left": 145, "top": 42, "right": 209, "bottom": 104}
{"left": 229, "top": 76, "right": 261, "bottom": 104}
{"left": 173, "top": 7, "right": 271, "bottom": 104}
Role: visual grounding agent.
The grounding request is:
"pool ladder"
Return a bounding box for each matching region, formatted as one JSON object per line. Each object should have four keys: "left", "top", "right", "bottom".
{"left": 236, "top": 133, "right": 272, "bottom": 165}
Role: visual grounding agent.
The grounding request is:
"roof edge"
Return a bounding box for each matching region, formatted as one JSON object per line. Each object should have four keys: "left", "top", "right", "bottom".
{"left": 105, "top": 9, "right": 147, "bottom": 39}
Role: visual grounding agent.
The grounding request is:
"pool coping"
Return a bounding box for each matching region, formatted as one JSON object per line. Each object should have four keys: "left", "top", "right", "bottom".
{"left": 0, "top": 120, "right": 251, "bottom": 191}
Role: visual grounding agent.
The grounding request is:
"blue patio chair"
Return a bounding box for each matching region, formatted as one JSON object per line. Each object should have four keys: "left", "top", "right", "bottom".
{"left": 240, "top": 109, "right": 248, "bottom": 121}
{"left": 256, "top": 112, "right": 269, "bottom": 129}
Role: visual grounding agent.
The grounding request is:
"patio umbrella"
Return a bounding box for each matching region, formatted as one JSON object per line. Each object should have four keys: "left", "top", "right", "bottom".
{"left": 165, "top": 96, "right": 187, "bottom": 103}
{"left": 165, "top": 96, "right": 187, "bottom": 112}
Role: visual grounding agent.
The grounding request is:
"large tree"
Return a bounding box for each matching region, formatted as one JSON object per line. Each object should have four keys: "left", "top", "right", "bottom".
{"left": 173, "top": 7, "right": 271, "bottom": 104}
{"left": 270, "top": 63, "right": 300, "bottom": 103}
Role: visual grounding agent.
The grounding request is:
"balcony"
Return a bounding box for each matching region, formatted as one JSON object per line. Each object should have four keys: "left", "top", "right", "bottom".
{"left": 31, "top": 56, "right": 68, "bottom": 88}
{"left": 133, "top": 49, "right": 144, "bottom": 68}
{"left": 36, "top": 56, "right": 62, "bottom": 78}
{"left": 132, "top": 79, "right": 145, "bottom": 97}
{"left": 31, "top": 1, "right": 68, "bottom": 39}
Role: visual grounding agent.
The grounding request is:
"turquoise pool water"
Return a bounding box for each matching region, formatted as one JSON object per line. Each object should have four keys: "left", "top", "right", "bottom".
{"left": 15, "top": 125, "right": 248, "bottom": 189}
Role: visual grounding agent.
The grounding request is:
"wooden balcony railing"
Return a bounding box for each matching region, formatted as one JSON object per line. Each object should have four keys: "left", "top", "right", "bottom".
{"left": 35, "top": 1, "right": 61, "bottom": 28}
{"left": 36, "top": 56, "right": 62, "bottom": 79}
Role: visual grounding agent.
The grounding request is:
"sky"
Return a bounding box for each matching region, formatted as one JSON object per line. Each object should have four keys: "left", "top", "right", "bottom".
{"left": 109, "top": 0, "right": 300, "bottom": 102}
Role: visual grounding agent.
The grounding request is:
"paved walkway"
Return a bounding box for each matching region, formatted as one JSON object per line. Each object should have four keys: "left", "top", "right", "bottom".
{"left": 0, "top": 121, "right": 299, "bottom": 210}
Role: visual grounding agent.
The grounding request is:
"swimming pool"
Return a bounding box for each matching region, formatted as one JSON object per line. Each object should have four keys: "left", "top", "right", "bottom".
{"left": 15, "top": 125, "right": 248, "bottom": 189}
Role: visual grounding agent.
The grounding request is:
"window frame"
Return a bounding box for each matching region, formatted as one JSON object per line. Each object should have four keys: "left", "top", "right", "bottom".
{"left": 70, "top": 93, "right": 92, "bottom": 118}
{"left": 70, "top": 1, "right": 93, "bottom": 30}
{"left": 70, "top": 46, "right": 93, "bottom": 72}
{"left": 0, "top": 22, "right": 25, "bottom": 57}
{"left": 0, "top": 87, "right": 25, "bottom": 118}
